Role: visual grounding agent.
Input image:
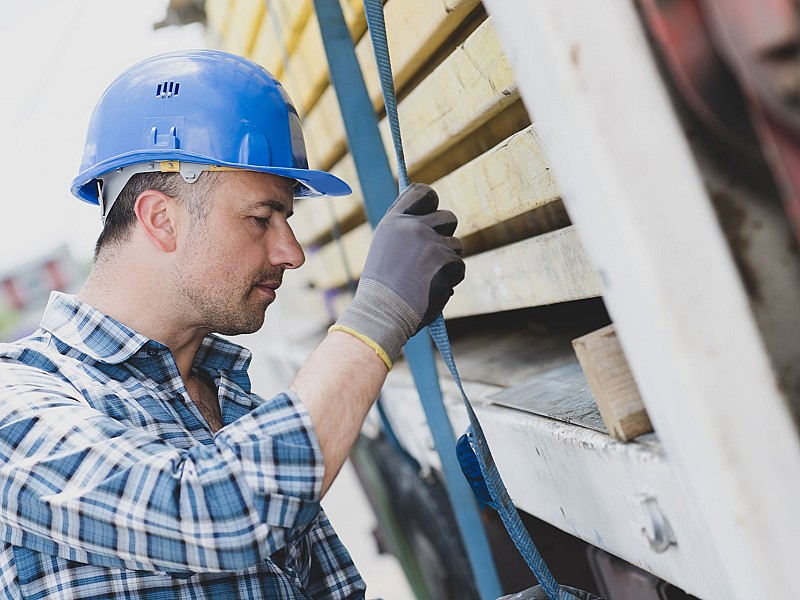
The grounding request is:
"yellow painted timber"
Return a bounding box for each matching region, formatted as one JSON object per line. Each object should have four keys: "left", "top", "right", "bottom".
{"left": 302, "top": 85, "right": 347, "bottom": 170}
{"left": 298, "top": 123, "right": 557, "bottom": 249}
{"left": 436, "top": 125, "right": 559, "bottom": 237}
{"left": 205, "top": 0, "right": 233, "bottom": 39}
{"left": 277, "top": 1, "right": 366, "bottom": 116}
{"left": 221, "top": 0, "right": 266, "bottom": 56}
{"left": 304, "top": 17, "right": 518, "bottom": 172}
{"left": 356, "top": 0, "right": 481, "bottom": 109}
{"left": 292, "top": 155, "right": 364, "bottom": 246}
{"left": 444, "top": 227, "right": 602, "bottom": 319}
{"left": 305, "top": 225, "right": 601, "bottom": 319}
{"left": 251, "top": 0, "right": 312, "bottom": 78}
{"left": 304, "top": 223, "right": 372, "bottom": 290}
{"left": 380, "top": 18, "right": 518, "bottom": 177}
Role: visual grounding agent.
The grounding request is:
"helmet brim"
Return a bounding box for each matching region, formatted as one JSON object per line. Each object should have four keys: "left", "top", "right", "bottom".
{"left": 71, "top": 153, "right": 353, "bottom": 205}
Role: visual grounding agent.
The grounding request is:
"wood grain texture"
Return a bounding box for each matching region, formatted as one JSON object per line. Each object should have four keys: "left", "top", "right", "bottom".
{"left": 296, "top": 123, "right": 560, "bottom": 247}
{"left": 251, "top": 0, "right": 312, "bottom": 79}
{"left": 572, "top": 324, "right": 653, "bottom": 441}
{"left": 302, "top": 224, "right": 601, "bottom": 317}
{"left": 292, "top": 155, "right": 365, "bottom": 246}
{"left": 379, "top": 18, "right": 518, "bottom": 176}
{"left": 303, "top": 222, "right": 371, "bottom": 290}
{"left": 355, "top": 0, "right": 482, "bottom": 110}
{"left": 303, "top": 15, "right": 515, "bottom": 172}
{"left": 269, "top": 0, "right": 366, "bottom": 116}
{"left": 445, "top": 226, "right": 602, "bottom": 318}
{"left": 436, "top": 125, "right": 560, "bottom": 237}
{"left": 205, "top": 0, "right": 233, "bottom": 38}
{"left": 221, "top": 0, "right": 266, "bottom": 56}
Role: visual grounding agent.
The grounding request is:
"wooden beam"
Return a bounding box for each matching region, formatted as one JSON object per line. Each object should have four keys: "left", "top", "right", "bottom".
{"left": 302, "top": 224, "right": 601, "bottom": 318}
{"left": 572, "top": 325, "right": 653, "bottom": 441}
{"left": 381, "top": 17, "right": 518, "bottom": 176}
{"left": 272, "top": 1, "right": 366, "bottom": 116}
{"left": 302, "top": 85, "right": 348, "bottom": 169}
{"left": 436, "top": 124, "right": 560, "bottom": 237}
{"left": 292, "top": 155, "right": 365, "bottom": 247}
{"left": 303, "top": 222, "right": 372, "bottom": 290}
{"left": 355, "top": 0, "right": 482, "bottom": 110}
{"left": 304, "top": 16, "right": 519, "bottom": 173}
{"left": 297, "top": 122, "right": 560, "bottom": 247}
{"left": 205, "top": 0, "right": 234, "bottom": 39}
{"left": 221, "top": 0, "right": 266, "bottom": 57}
{"left": 251, "top": 0, "right": 312, "bottom": 78}
{"left": 445, "top": 226, "right": 602, "bottom": 318}
{"left": 483, "top": 1, "right": 800, "bottom": 596}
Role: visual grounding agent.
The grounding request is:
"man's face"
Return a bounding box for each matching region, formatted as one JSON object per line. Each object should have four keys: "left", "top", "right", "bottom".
{"left": 172, "top": 170, "right": 305, "bottom": 335}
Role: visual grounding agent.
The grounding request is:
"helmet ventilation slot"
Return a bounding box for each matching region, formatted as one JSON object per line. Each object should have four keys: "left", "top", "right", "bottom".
{"left": 156, "top": 81, "right": 180, "bottom": 98}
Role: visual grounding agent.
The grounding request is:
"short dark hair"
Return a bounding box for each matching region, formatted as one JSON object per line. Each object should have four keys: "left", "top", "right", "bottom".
{"left": 94, "top": 171, "right": 216, "bottom": 259}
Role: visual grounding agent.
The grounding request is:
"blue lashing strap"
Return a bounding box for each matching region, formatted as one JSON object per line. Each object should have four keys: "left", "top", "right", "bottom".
{"left": 312, "top": 0, "right": 503, "bottom": 598}
{"left": 360, "top": 2, "right": 578, "bottom": 599}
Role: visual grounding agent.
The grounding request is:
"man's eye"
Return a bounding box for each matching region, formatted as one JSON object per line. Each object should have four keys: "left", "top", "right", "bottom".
{"left": 252, "top": 216, "right": 270, "bottom": 227}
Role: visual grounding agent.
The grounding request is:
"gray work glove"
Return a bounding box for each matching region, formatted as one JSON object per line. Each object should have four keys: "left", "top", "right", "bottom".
{"left": 497, "top": 585, "right": 604, "bottom": 600}
{"left": 331, "top": 183, "right": 465, "bottom": 368}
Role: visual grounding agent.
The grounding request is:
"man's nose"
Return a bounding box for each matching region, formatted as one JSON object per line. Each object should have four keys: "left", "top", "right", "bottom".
{"left": 270, "top": 222, "right": 306, "bottom": 270}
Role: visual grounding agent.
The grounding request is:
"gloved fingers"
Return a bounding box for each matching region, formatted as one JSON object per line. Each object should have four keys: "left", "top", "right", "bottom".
{"left": 419, "top": 259, "right": 466, "bottom": 327}
{"left": 443, "top": 235, "right": 463, "bottom": 256}
{"left": 390, "top": 182, "right": 439, "bottom": 216}
{"left": 419, "top": 209, "right": 458, "bottom": 236}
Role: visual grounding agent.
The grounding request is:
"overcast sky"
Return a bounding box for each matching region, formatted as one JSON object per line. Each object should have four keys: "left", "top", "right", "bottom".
{"left": 0, "top": 0, "right": 206, "bottom": 272}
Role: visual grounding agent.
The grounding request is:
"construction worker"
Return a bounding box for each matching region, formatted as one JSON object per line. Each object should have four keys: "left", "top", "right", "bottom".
{"left": 0, "top": 49, "right": 464, "bottom": 598}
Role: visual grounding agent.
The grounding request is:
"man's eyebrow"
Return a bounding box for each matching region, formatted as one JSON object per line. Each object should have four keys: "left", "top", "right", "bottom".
{"left": 249, "top": 199, "right": 293, "bottom": 218}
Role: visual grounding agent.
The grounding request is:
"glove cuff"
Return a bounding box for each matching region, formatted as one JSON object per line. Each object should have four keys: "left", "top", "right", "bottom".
{"left": 332, "top": 278, "right": 420, "bottom": 369}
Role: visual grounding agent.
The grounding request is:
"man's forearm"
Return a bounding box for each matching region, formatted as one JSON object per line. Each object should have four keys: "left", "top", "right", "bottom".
{"left": 289, "top": 330, "right": 388, "bottom": 495}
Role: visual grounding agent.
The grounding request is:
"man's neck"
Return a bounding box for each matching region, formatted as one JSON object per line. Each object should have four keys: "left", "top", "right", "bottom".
{"left": 79, "top": 256, "right": 208, "bottom": 381}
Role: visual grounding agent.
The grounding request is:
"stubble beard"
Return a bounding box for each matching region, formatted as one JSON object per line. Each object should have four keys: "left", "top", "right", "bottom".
{"left": 172, "top": 229, "right": 283, "bottom": 336}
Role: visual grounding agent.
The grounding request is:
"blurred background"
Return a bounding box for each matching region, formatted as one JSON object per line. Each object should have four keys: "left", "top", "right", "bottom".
{"left": 0, "top": 2, "right": 413, "bottom": 597}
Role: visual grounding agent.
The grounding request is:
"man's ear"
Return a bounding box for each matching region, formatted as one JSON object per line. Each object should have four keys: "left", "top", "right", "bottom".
{"left": 134, "top": 190, "right": 179, "bottom": 252}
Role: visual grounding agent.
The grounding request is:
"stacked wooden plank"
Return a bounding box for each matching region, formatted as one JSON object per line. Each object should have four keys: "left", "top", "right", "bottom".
{"left": 206, "top": 0, "right": 602, "bottom": 332}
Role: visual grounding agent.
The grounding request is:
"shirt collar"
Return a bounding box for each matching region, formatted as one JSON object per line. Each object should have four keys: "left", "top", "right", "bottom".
{"left": 40, "top": 292, "right": 253, "bottom": 376}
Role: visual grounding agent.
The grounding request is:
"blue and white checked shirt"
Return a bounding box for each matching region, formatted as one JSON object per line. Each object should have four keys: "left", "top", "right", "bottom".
{"left": 0, "top": 292, "right": 367, "bottom": 599}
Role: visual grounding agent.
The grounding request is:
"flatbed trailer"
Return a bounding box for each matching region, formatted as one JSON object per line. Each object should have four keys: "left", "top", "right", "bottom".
{"left": 202, "top": 1, "right": 800, "bottom": 597}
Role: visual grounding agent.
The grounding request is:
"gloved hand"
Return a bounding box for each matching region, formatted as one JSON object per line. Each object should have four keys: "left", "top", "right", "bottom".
{"left": 330, "top": 183, "right": 465, "bottom": 369}
{"left": 497, "top": 585, "right": 604, "bottom": 600}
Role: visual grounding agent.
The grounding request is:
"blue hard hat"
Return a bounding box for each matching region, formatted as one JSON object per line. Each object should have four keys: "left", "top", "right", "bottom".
{"left": 70, "top": 49, "right": 351, "bottom": 208}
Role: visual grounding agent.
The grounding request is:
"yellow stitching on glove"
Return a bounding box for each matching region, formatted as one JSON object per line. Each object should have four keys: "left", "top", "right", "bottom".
{"left": 328, "top": 324, "right": 393, "bottom": 370}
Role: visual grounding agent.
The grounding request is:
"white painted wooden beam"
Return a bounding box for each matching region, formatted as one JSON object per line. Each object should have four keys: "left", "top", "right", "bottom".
{"left": 481, "top": 0, "right": 800, "bottom": 597}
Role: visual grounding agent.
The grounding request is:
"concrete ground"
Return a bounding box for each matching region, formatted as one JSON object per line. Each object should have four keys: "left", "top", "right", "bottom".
{"left": 324, "top": 459, "right": 416, "bottom": 600}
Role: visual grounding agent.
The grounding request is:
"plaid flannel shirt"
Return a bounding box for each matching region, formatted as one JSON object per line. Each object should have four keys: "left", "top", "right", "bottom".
{"left": 0, "top": 292, "right": 367, "bottom": 599}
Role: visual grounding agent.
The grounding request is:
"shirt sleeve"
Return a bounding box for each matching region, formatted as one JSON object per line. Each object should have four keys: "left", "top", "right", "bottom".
{"left": 305, "top": 510, "right": 367, "bottom": 599}
{"left": 0, "top": 361, "right": 324, "bottom": 574}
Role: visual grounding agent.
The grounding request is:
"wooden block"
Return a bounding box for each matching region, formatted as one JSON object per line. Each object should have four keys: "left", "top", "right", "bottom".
{"left": 571, "top": 325, "right": 653, "bottom": 441}
{"left": 221, "top": 0, "right": 266, "bottom": 56}
{"left": 302, "top": 85, "right": 348, "bottom": 169}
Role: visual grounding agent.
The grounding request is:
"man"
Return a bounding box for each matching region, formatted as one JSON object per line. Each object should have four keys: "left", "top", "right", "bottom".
{"left": 0, "top": 49, "right": 464, "bottom": 598}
